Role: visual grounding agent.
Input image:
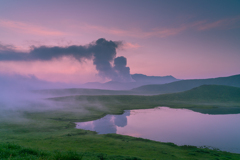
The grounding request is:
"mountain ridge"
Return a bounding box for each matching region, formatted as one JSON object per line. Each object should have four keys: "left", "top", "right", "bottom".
{"left": 83, "top": 74, "right": 179, "bottom": 90}
{"left": 133, "top": 74, "right": 240, "bottom": 94}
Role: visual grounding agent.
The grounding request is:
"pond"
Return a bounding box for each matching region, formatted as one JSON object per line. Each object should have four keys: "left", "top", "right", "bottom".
{"left": 75, "top": 107, "right": 240, "bottom": 153}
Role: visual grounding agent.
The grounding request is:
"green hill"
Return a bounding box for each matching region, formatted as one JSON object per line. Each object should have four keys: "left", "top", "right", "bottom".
{"left": 133, "top": 74, "right": 240, "bottom": 94}
{"left": 55, "top": 85, "right": 240, "bottom": 103}
{"left": 153, "top": 85, "right": 240, "bottom": 102}
{"left": 52, "top": 85, "right": 240, "bottom": 114}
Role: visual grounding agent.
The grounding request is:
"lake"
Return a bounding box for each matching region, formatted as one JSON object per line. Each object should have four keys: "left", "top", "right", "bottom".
{"left": 75, "top": 107, "right": 240, "bottom": 153}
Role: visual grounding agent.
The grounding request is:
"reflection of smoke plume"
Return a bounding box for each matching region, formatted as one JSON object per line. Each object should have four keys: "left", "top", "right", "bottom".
{"left": 0, "top": 38, "right": 133, "bottom": 82}
{"left": 114, "top": 110, "right": 130, "bottom": 127}
{"left": 76, "top": 110, "right": 131, "bottom": 134}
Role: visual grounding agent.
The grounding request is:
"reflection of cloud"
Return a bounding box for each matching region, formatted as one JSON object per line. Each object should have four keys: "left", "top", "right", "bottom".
{"left": 0, "top": 19, "right": 66, "bottom": 36}
{"left": 75, "top": 110, "right": 131, "bottom": 134}
{"left": 114, "top": 110, "right": 130, "bottom": 127}
{"left": 93, "top": 115, "right": 116, "bottom": 134}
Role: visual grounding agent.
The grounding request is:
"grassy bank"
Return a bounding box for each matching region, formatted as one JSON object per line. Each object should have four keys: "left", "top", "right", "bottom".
{"left": 1, "top": 107, "right": 240, "bottom": 160}
{"left": 1, "top": 123, "right": 240, "bottom": 160}
{"left": 1, "top": 85, "right": 240, "bottom": 159}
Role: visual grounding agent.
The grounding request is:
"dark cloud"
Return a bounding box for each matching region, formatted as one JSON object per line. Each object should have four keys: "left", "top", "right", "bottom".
{"left": 0, "top": 38, "right": 133, "bottom": 82}
{"left": 0, "top": 43, "right": 16, "bottom": 51}
{"left": 0, "top": 43, "right": 92, "bottom": 61}
{"left": 91, "top": 38, "right": 119, "bottom": 80}
{"left": 113, "top": 56, "right": 132, "bottom": 82}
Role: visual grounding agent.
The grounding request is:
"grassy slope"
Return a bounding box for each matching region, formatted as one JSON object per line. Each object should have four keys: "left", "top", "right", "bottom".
{"left": 133, "top": 74, "right": 240, "bottom": 94}
{"left": 53, "top": 85, "right": 240, "bottom": 114}
{"left": 1, "top": 85, "right": 240, "bottom": 159}
{"left": 2, "top": 135, "right": 239, "bottom": 160}
{"left": 151, "top": 84, "right": 240, "bottom": 103}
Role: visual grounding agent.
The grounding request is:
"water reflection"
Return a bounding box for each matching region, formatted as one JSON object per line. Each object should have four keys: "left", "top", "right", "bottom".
{"left": 75, "top": 107, "right": 240, "bottom": 153}
{"left": 76, "top": 110, "right": 130, "bottom": 134}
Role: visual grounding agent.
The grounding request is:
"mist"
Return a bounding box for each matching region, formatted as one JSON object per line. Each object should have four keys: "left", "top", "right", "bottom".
{"left": 0, "top": 73, "right": 108, "bottom": 123}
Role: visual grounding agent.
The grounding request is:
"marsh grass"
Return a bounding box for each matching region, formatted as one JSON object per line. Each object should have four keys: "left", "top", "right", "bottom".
{"left": 0, "top": 143, "right": 145, "bottom": 160}
{"left": 1, "top": 85, "right": 240, "bottom": 159}
{"left": 1, "top": 118, "right": 240, "bottom": 160}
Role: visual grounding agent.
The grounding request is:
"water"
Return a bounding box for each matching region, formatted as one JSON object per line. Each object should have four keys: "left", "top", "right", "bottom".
{"left": 75, "top": 107, "right": 240, "bottom": 153}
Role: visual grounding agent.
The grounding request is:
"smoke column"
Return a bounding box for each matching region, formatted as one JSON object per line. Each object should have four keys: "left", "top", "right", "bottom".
{"left": 0, "top": 38, "right": 133, "bottom": 82}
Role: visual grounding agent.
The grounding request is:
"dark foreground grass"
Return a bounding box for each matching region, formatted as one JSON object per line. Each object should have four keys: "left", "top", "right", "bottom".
{"left": 0, "top": 142, "right": 142, "bottom": 160}
{"left": 1, "top": 131, "right": 240, "bottom": 160}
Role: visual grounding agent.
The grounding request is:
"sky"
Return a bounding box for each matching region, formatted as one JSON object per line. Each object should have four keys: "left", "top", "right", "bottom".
{"left": 0, "top": 0, "right": 240, "bottom": 83}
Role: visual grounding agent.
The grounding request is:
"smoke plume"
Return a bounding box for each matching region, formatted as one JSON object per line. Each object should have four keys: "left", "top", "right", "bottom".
{"left": 0, "top": 38, "right": 133, "bottom": 82}
{"left": 113, "top": 56, "right": 132, "bottom": 82}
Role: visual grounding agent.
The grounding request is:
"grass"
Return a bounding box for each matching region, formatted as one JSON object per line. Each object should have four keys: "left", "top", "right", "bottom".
{"left": 0, "top": 142, "right": 142, "bottom": 160}
{"left": 1, "top": 85, "right": 240, "bottom": 159}
{"left": 1, "top": 107, "right": 240, "bottom": 159}
{"left": 2, "top": 130, "right": 240, "bottom": 160}
{"left": 52, "top": 85, "right": 240, "bottom": 115}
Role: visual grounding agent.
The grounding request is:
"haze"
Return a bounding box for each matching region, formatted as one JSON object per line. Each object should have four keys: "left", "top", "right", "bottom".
{"left": 0, "top": 0, "right": 240, "bottom": 84}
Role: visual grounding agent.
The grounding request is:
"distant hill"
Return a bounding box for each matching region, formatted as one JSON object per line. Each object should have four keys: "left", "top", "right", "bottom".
{"left": 82, "top": 81, "right": 139, "bottom": 90}
{"left": 133, "top": 74, "right": 240, "bottom": 94}
{"left": 52, "top": 85, "right": 240, "bottom": 104}
{"left": 52, "top": 85, "right": 240, "bottom": 114}
{"left": 36, "top": 74, "right": 179, "bottom": 96}
{"left": 83, "top": 74, "right": 179, "bottom": 90}
{"left": 42, "top": 74, "right": 240, "bottom": 96}
{"left": 153, "top": 85, "right": 240, "bottom": 102}
{"left": 35, "top": 88, "right": 138, "bottom": 96}
{"left": 131, "top": 74, "right": 178, "bottom": 83}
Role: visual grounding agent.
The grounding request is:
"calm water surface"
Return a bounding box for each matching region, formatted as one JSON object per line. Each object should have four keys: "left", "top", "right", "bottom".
{"left": 76, "top": 107, "right": 240, "bottom": 153}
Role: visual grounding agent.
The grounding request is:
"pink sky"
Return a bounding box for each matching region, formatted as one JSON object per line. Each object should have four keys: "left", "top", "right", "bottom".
{"left": 0, "top": 1, "right": 240, "bottom": 83}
